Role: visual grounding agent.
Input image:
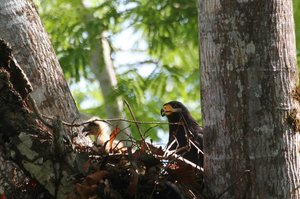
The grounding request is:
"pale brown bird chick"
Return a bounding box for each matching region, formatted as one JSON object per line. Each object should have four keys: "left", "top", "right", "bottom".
{"left": 82, "top": 118, "right": 123, "bottom": 152}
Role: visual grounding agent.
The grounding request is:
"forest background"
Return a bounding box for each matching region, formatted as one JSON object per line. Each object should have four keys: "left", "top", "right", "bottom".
{"left": 36, "top": 0, "right": 300, "bottom": 143}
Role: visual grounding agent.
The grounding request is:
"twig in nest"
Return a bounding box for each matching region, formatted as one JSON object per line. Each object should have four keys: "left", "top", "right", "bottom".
{"left": 28, "top": 95, "right": 52, "bottom": 128}
{"left": 144, "top": 124, "right": 159, "bottom": 138}
{"left": 124, "top": 99, "right": 151, "bottom": 151}
{"left": 163, "top": 138, "right": 203, "bottom": 171}
{"left": 124, "top": 99, "right": 144, "bottom": 140}
{"left": 41, "top": 114, "right": 174, "bottom": 127}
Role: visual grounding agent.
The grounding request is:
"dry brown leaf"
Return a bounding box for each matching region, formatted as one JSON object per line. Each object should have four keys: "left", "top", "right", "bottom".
{"left": 140, "top": 141, "right": 164, "bottom": 156}
{"left": 75, "top": 183, "right": 98, "bottom": 199}
{"left": 167, "top": 162, "right": 197, "bottom": 185}
{"left": 109, "top": 127, "right": 120, "bottom": 152}
{"left": 86, "top": 170, "right": 108, "bottom": 186}
{"left": 166, "top": 160, "right": 204, "bottom": 195}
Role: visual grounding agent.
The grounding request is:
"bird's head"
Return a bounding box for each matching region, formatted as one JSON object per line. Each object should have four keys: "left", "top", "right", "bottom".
{"left": 82, "top": 120, "right": 102, "bottom": 137}
{"left": 161, "top": 101, "right": 189, "bottom": 122}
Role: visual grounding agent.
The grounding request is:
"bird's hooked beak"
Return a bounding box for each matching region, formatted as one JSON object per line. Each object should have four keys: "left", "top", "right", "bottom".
{"left": 160, "top": 108, "right": 165, "bottom": 116}
{"left": 161, "top": 104, "right": 182, "bottom": 117}
{"left": 82, "top": 125, "right": 92, "bottom": 136}
{"left": 82, "top": 119, "right": 102, "bottom": 137}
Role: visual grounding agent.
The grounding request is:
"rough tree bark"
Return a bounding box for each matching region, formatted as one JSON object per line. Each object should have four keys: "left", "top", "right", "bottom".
{"left": 0, "top": 40, "right": 78, "bottom": 198}
{"left": 0, "top": 0, "right": 79, "bottom": 121}
{"left": 0, "top": 0, "right": 82, "bottom": 197}
{"left": 198, "top": 0, "right": 300, "bottom": 198}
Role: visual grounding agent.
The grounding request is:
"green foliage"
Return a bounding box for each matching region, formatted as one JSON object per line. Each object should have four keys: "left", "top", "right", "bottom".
{"left": 35, "top": 0, "right": 203, "bottom": 141}
{"left": 124, "top": 0, "right": 198, "bottom": 53}
{"left": 37, "top": 0, "right": 121, "bottom": 81}
{"left": 118, "top": 0, "right": 201, "bottom": 123}
{"left": 36, "top": 0, "right": 300, "bottom": 142}
{"left": 37, "top": 0, "right": 300, "bottom": 142}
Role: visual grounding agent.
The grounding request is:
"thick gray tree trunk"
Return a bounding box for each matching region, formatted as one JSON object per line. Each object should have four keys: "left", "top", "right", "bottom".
{"left": 0, "top": 0, "right": 79, "bottom": 121}
{"left": 0, "top": 0, "right": 81, "bottom": 197}
{"left": 198, "top": 0, "right": 300, "bottom": 198}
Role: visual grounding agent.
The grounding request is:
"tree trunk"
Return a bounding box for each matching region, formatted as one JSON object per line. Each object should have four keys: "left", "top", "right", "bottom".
{"left": 0, "top": 0, "right": 81, "bottom": 197}
{"left": 0, "top": 0, "right": 79, "bottom": 122}
{"left": 90, "top": 32, "right": 130, "bottom": 141}
{"left": 198, "top": 0, "right": 300, "bottom": 198}
{"left": 0, "top": 40, "right": 78, "bottom": 198}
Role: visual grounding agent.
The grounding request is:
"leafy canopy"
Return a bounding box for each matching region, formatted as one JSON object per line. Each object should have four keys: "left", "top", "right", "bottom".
{"left": 36, "top": 0, "right": 300, "bottom": 140}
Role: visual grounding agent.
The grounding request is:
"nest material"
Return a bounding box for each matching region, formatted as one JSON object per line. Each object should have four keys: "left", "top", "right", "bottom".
{"left": 68, "top": 142, "right": 205, "bottom": 199}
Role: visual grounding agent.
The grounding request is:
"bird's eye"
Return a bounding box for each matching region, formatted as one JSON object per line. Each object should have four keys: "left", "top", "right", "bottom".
{"left": 172, "top": 104, "right": 177, "bottom": 108}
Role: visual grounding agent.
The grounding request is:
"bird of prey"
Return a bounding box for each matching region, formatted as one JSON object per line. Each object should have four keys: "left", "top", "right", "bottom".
{"left": 161, "top": 101, "right": 203, "bottom": 167}
{"left": 82, "top": 118, "right": 123, "bottom": 152}
{"left": 82, "top": 118, "right": 110, "bottom": 145}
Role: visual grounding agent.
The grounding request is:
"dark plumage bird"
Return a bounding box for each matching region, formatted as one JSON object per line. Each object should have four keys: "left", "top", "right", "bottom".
{"left": 161, "top": 101, "right": 203, "bottom": 167}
